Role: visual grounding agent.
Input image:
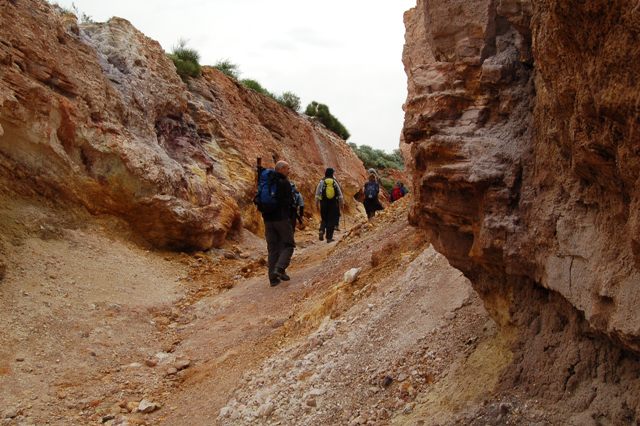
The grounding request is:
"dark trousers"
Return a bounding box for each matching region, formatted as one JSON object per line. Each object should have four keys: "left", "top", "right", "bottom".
{"left": 265, "top": 219, "right": 295, "bottom": 277}
{"left": 319, "top": 200, "right": 340, "bottom": 240}
{"left": 364, "top": 198, "right": 383, "bottom": 219}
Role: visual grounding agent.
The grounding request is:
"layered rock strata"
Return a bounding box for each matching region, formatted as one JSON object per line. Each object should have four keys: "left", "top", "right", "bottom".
{"left": 0, "top": 0, "right": 366, "bottom": 250}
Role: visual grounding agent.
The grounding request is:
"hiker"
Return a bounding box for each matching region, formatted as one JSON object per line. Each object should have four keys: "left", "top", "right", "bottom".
{"left": 390, "top": 181, "right": 408, "bottom": 202}
{"left": 290, "top": 182, "right": 305, "bottom": 232}
{"left": 255, "top": 160, "right": 295, "bottom": 287}
{"left": 367, "top": 168, "right": 381, "bottom": 182}
{"left": 363, "top": 171, "right": 383, "bottom": 219}
{"left": 315, "top": 168, "right": 344, "bottom": 243}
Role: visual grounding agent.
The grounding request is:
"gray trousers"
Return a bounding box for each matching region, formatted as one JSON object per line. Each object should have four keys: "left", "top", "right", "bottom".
{"left": 265, "top": 219, "right": 295, "bottom": 277}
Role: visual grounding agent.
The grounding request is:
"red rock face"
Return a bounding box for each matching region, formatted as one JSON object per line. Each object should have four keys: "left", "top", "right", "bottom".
{"left": 403, "top": 2, "right": 640, "bottom": 419}
{"left": 403, "top": 0, "right": 640, "bottom": 353}
{"left": 0, "top": 0, "right": 366, "bottom": 250}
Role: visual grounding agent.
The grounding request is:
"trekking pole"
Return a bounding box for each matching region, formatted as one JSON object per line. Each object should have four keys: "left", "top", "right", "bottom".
{"left": 256, "top": 157, "right": 262, "bottom": 186}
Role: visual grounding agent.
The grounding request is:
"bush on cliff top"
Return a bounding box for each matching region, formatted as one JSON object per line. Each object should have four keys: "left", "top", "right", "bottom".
{"left": 214, "top": 59, "right": 241, "bottom": 80}
{"left": 241, "top": 79, "right": 275, "bottom": 98}
{"left": 277, "top": 92, "right": 301, "bottom": 112}
{"left": 168, "top": 39, "right": 201, "bottom": 81}
{"left": 305, "top": 101, "right": 350, "bottom": 140}
{"left": 240, "top": 79, "right": 301, "bottom": 113}
{"left": 348, "top": 143, "right": 404, "bottom": 170}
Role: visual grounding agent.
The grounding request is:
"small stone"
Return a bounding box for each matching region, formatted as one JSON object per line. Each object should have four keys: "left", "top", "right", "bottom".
{"left": 126, "top": 362, "right": 143, "bottom": 369}
{"left": 444, "top": 312, "right": 456, "bottom": 321}
{"left": 343, "top": 268, "right": 361, "bottom": 284}
{"left": 101, "top": 415, "right": 116, "bottom": 423}
{"left": 137, "top": 399, "right": 160, "bottom": 414}
{"left": 257, "top": 402, "right": 275, "bottom": 417}
{"left": 165, "top": 367, "right": 178, "bottom": 376}
{"left": 15, "top": 357, "right": 25, "bottom": 362}
{"left": 144, "top": 358, "right": 158, "bottom": 367}
{"left": 125, "top": 401, "right": 138, "bottom": 413}
{"left": 381, "top": 375, "right": 393, "bottom": 388}
{"left": 305, "top": 398, "right": 317, "bottom": 407}
{"left": 223, "top": 251, "right": 238, "bottom": 260}
{"left": 270, "top": 319, "right": 286, "bottom": 329}
{"left": 397, "top": 373, "right": 408, "bottom": 382}
{"left": 4, "top": 408, "right": 19, "bottom": 419}
{"left": 174, "top": 358, "right": 191, "bottom": 371}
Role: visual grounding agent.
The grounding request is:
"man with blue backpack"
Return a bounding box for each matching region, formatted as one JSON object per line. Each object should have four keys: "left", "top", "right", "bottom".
{"left": 363, "top": 169, "right": 383, "bottom": 219}
{"left": 254, "top": 160, "right": 295, "bottom": 287}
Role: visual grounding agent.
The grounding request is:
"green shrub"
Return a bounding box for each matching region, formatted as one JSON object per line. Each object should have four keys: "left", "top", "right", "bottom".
{"left": 214, "top": 59, "right": 240, "bottom": 80}
{"left": 305, "top": 101, "right": 350, "bottom": 140}
{"left": 348, "top": 143, "right": 404, "bottom": 170}
{"left": 241, "top": 79, "right": 275, "bottom": 98}
{"left": 277, "top": 91, "right": 301, "bottom": 112}
{"left": 240, "top": 80, "right": 299, "bottom": 113}
{"left": 168, "top": 39, "right": 201, "bottom": 81}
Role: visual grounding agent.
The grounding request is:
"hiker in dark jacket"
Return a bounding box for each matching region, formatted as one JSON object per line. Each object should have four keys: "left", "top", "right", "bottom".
{"left": 260, "top": 161, "right": 295, "bottom": 287}
{"left": 363, "top": 172, "right": 383, "bottom": 219}
{"left": 290, "top": 182, "right": 305, "bottom": 233}
{"left": 315, "top": 168, "right": 343, "bottom": 243}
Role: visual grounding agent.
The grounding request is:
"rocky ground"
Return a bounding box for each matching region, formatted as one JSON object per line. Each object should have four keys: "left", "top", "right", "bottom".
{"left": 0, "top": 191, "right": 565, "bottom": 426}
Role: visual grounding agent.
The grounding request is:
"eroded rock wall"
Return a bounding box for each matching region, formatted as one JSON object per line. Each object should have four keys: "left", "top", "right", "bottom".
{"left": 0, "top": 0, "right": 366, "bottom": 250}
{"left": 403, "top": 0, "right": 535, "bottom": 319}
{"left": 403, "top": 0, "right": 640, "bottom": 420}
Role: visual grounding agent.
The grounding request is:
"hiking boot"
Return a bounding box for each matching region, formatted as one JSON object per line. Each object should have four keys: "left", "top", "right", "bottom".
{"left": 275, "top": 268, "right": 290, "bottom": 281}
{"left": 319, "top": 231, "right": 324, "bottom": 241}
{"left": 269, "top": 277, "right": 281, "bottom": 287}
{"left": 327, "top": 238, "right": 334, "bottom": 243}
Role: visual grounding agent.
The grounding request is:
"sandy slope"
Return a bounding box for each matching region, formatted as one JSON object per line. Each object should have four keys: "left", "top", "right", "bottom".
{"left": 2, "top": 194, "right": 527, "bottom": 426}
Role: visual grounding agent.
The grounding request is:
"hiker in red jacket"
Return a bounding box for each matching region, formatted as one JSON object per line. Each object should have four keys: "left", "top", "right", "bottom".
{"left": 390, "top": 181, "right": 408, "bottom": 202}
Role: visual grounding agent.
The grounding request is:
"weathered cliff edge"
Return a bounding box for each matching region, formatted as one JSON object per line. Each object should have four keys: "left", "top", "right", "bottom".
{"left": 0, "top": 0, "right": 366, "bottom": 250}
{"left": 403, "top": 0, "right": 640, "bottom": 421}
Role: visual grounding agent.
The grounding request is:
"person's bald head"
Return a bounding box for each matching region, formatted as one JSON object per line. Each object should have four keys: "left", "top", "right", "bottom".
{"left": 275, "top": 160, "right": 290, "bottom": 176}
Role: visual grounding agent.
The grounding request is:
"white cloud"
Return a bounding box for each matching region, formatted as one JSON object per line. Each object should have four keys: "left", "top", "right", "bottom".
{"left": 59, "top": 0, "right": 416, "bottom": 152}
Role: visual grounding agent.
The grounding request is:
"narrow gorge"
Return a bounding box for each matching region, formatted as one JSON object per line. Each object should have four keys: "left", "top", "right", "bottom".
{"left": 1, "top": 0, "right": 639, "bottom": 425}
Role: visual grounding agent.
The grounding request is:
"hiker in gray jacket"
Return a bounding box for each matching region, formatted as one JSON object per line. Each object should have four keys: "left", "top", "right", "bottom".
{"left": 291, "top": 182, "right": 305, "bottom": 232}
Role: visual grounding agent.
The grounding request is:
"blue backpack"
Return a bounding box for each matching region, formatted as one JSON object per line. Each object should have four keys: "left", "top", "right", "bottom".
{"left": 255, "top": 169, "right": 278, "bottom": 213}
{"left": 364, "top": 181, "right": 379, "bottom": 199}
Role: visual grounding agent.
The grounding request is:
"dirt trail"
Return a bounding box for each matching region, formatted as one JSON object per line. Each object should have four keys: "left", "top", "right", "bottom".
{"left": 0, "top": 193, "right": 510, "bottom": 425}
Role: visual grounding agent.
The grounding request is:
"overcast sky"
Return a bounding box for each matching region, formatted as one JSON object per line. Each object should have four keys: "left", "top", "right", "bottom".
{"left": 57, "top": 0, "right": 416, "bottom": 152}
